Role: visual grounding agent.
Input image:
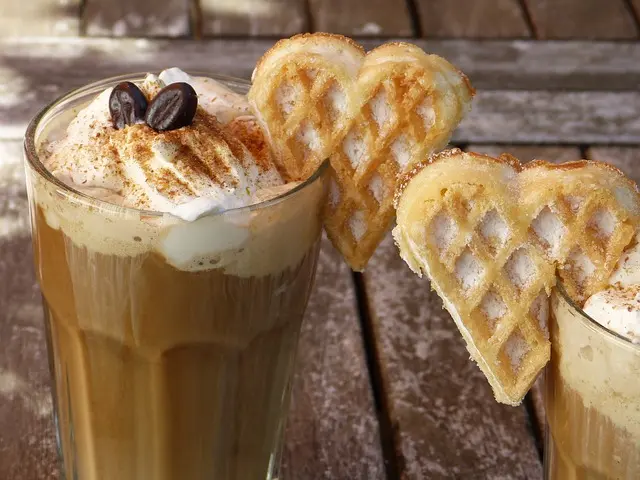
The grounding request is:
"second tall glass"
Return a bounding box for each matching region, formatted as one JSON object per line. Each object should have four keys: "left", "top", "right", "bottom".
{"left": 545, "top": 286, "right": 640, "bottom": 479}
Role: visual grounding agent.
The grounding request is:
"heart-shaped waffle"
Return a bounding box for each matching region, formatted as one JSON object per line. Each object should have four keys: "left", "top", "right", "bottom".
{"left": 393, "top": 149, "right": 640, "bottom": 405}
{"left": 249, "top": 33, "right": 474, "bottom": 271}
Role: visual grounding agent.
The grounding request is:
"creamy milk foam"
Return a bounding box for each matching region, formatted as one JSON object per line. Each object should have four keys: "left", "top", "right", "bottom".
{"left": 36, "top": 68, "right": 319, "bottom": 277}
{"left": 584, "top": 234, "right": 640, "bottom": 342}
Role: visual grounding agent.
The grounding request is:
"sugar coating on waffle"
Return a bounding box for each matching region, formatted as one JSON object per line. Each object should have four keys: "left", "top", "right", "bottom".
{"left": 249, "top": 33, "right": 474, "bottom": 271}
{"left": 393, "top": 149, "right": 640, "bottom": 405}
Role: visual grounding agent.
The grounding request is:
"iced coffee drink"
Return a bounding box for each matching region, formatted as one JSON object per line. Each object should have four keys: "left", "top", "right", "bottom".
{"left": 24, "top": 69, "right": 327, "bottom": 480}
{"left": 546, "top": 246, "right": 640, "bottom": 479}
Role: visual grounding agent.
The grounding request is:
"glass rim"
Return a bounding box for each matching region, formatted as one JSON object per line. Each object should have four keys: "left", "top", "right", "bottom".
{"left": 555, "top": 281, "right": 640, "bottom": 349}
{"left": 23, "top": 71, "right": 329, "bottom": 218}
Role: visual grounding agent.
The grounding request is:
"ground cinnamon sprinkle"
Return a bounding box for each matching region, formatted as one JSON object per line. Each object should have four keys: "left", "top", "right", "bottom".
{"left": 106, "top": 108, "right": 259, "bottom": 201}
{"left": 225, "top": 116, "right": 274, "bottom": 172}
{"left": 603, "top": 284, "right": 640, "bottom": 311}
{"left": 44, "top": 90, "right": 282, "bottom": 210}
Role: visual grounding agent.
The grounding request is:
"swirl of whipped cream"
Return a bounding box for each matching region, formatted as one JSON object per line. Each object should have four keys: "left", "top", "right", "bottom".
{"left": 44, "top": 70, "right": 283, "bottom": 221}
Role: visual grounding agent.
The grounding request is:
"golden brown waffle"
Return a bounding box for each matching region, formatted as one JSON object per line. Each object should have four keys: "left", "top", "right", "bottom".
{"left": 249, "top": 33, "right": 474, "bottom": 271}
{"left": 393, "top": 149, "right": 640, "bottom": 405}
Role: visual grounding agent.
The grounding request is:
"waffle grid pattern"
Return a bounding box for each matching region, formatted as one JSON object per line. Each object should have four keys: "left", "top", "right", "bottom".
{"left": 395, "top": 150, "right": 640, "bottom": 404}
{"left": 261, "top": 66, "right": 448, "bottom": 270}
{"left": 326, "top": 69, "right": 443, "bottom": 268}
{"left": 250, "top": 35, "right": 473, "bottom": 271}
{"left": 528, "top": 189, "right": 631, "bottom": 303}
{"left": 424, "top": 187, "right": 553, "bottom": 401}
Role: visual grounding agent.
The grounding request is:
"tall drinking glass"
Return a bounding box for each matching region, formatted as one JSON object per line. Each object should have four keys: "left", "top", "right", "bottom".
{"left": 545, "top": 285, "right": 640, "bottom": 479}
{"left": 24, "top": 74, "right": 329, "bottom": 480}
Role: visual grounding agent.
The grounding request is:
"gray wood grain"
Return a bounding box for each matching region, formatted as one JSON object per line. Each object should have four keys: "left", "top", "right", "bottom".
{"left": 363, "top": 234, "right": 543, "bottom": 478}
{"left": 3, "top": 38, "right": 640, "bottom": 141}
{"left": 0, "top": 140, "right": 383, "bottom": 478}
{"left": 529, "top": 376, "right": 545, "bottom": 445}
{"left": 309, "top": 0, "right": 413, "bottom": 36}
{"left": 0, "top": 141, "right": 60, "bottom": 480}
{"left": 83, "top": 0, "right": 191, "bottom": 37}
{"left": 283, "top": 238, "right": 385, "bottom": 480}
{"left": 416, "top": 0, "right": 531, "bottom": 38}
{"left": 200, "top": 0, "right": 306, "bottom": 36}
{"left": 0, "top": 0, "right": 80, "bottom": 37}
{"left": 467, "top": 145, "right": 582, "bottom": 163}
{"left": 525, "top": 0, "right": 638, "bottom": 39}
{"left": 456, "top": 90, "right": 640, "bottom": 145}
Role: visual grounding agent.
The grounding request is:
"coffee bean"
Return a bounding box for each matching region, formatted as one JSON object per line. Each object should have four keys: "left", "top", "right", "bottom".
{"left": 145, "top": 82, "right": 198, "bottom": 132}
{"left": 109, "top": 82, "right": 148, "bottom": 130}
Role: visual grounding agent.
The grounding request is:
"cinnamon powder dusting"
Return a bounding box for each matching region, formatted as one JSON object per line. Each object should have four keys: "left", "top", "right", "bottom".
{"left": 42, "top": 79, "right": 284, "bottom": 213}
{"left": 108, "top": 109, "right": 262, "bottom": 203}
{"left": 225, "top": 116, "right": 275, "bottom": 173}
{"left": 602, "top": 284, "right": 640, "bottom": 311}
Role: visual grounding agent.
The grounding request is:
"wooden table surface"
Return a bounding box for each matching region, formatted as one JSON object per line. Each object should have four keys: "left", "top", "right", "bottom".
{"left": 1, "top": 1, "right": 640, "bottom": 478}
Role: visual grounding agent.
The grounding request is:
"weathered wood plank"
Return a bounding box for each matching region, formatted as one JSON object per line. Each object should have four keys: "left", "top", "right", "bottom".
{"left": 587, "top": 146, "right": 640, "bottom": 184}
{"left": 0, "top": 0, "right": 80, "bottom": 37}
{"left": 456, "top": 91, "right": 640, "bottom": 145}
{"left": 0, "top": 139, "right": 383, "bottom": 478}
{"left": 3, "top": 38, "right": 640, "bottom": 140}
{"left": 363, "top": 234, "right": 543, "bottom": 478}
{"left": 466, "top": 145, "right": 582, "bottom": 163}
{"left": 83, "top": 0, "right": 191, "bottom": 37}
{"left": 529, "top": 376, "right": 546, "bottom": 446}
{"left": 308, "top": 0, "right": 413, "bottom": 36}
{"left": 0, "top": 141, "right": 60, "bottom": 480}
{"left": 283, "top": 238, "right": 385, "bottom": 479}
{"left": 416, "top": 0, "right": 531, "bottom": 38}
{"left": 524, "top": 0, "right": 638, "bottom": 39}
{"left": 4, "top": 38, "right": 640, "bottom": 94}
{"left": 200, "top": 0, "right": 306, "bottom": 36}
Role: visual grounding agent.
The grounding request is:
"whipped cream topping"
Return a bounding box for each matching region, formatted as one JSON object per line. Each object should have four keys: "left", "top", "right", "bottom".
{"left": 584, "top": 285, "right": 640, "bottom": 343}
{"left": 583, "top": 234, "right": 640, "bottom": 343}
{"left": 44, "top": 68, "right": 283, "bottom": 221}
{"left": 609, "top": 234, "right": 640, "bottom": 288}
{"left": 159, "top": 68, "right": 252, "bottom": 125}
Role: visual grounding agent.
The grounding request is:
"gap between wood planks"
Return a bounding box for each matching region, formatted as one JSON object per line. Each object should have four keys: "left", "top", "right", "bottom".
{"left": 624, "top": 0, "right": 640, "bottom": 33}
{"left": 352, "top": 272, "right": 402, "bottom": 480}
{"left": 403, "top": 0, "right": 423, "bottom": 37}
{"left": 524, "top": 389, "right": 545, "bottom": 461}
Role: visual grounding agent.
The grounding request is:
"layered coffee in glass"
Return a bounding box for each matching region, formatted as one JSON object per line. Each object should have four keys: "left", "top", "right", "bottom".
{"left": 24, "top": 71, "right": 328, "bottom": 480}
{"left": 545, "top": 285, "right": 640, "bottom": 479}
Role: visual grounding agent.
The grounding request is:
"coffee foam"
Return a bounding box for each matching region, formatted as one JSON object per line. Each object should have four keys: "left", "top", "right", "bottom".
{"left": 32, "top": 171, "right": 324, "bottom": 277}
{"left": 553, "top": 291, "right": 640, "bottom": 438}
{"left": 160, "top": 68, "right": 252, "bottom": 125}
{"left": 32, "top": 70, "right": 326, "bottom": 277}
{"left": 579, "top": 233, "right": 640, "bottom": 343}
{"left": 609, "top": 233, "right": 640, "bottom": 288}
{"left": 44, "top": 70, "right": 284, "bottom": 221}
{"left": 584, "top": 285, "right": 640, "bottom": 344}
